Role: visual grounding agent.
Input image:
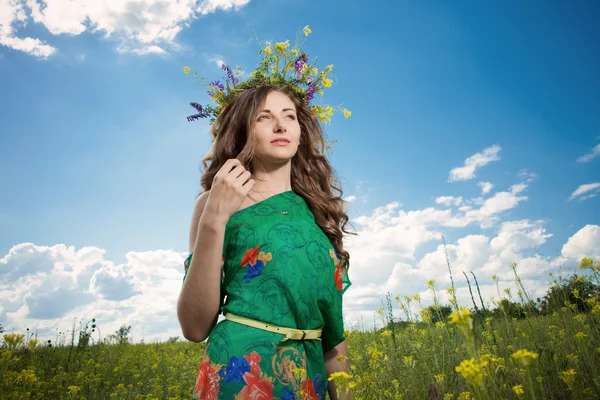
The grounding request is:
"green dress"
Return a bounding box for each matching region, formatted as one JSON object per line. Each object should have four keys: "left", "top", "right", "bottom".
{"left": 182, "top": 190, "right": 352, "bottom": 400}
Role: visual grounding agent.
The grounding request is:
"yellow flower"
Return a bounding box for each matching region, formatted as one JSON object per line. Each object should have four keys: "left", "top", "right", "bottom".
{"left": 512, "top": 384, "right": 525, "bottom": 398}
{"left": 322, "top": 78, "right": 333, "bottom": 87}
{"left": 455, "top": 358, "right": 483, "bottom": 386}
{"left": 403, "top": 355, "right": 416, "bottom": 368}
{"left": 511, "top": 349, "right": 539, "bottom": 368}
{"left": 559, "top": 369, "right": 576, "bottom": 386}
{"left": 457, "top": 391, "right": 472, "bottom": 400}
{"left": 264, "top": 46, "right": 272, "bottom": 55}
{"left": 275, "top": 40, "right": 290, "bottom": 52}
{"left": 420, "top": 308, "right": 432, "bottom": 324}
{"left": 435, "top": 321, "right": 446, "bottom": 329}
{"left": 327, "top": 371, "right": 352, "bottom": 381}
{"left": 183, "top": 66, "right": 190, "bottom": 74}
{"left": 448, "top": 307, "right": 473, "bottom": 336}
{"left": 312, "top": 67, "right": 318, "bottom": 76}
{"left": 427, "top": 279, "right": 436, "bottom": 289}
{"left": 325, "top": 64, "right": 333, "bottom": 72}
{"left": 291, "top": 49, "right": 299, "bottom": 56}
{"left": 575, "top": 331, "right": 587, "bottom": 341}
{"left": 343, "top": 108, "right": 352, "bottom": 118}
{"left": 303, "top": 25, "right": 312, "bottom": 36}
{"left": 380, "top": 329, "right": 392, "bottom": 337}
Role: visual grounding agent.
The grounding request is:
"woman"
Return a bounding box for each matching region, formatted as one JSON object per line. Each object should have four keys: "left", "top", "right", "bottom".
{"left": 178, "top": 30, "right": 353, "bottom": 400}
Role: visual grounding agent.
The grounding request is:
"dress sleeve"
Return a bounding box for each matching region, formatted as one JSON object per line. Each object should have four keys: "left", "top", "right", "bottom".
{"left": 182, "top": 253, "right": 194, "bottom": 283}
{"left": 321, "top": 259, "right": 352, "bottom": 354}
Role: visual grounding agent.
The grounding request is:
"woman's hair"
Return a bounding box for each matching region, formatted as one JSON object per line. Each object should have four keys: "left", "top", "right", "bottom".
{"left": 198, "top": 85, "right": 356, "bottom": 271}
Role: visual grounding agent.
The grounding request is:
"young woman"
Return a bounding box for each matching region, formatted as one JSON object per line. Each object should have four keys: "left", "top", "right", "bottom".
{"left": 177, "top": 79, "right": 353, "bottom": 398}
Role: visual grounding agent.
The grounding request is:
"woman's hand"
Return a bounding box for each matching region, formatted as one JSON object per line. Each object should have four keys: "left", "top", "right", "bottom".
{"left": 204, "top": 158, "right": 255, "bottom": 224}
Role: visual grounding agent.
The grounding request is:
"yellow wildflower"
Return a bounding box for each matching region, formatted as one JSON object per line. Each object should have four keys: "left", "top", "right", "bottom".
{"left": 559, "top": 369, "right": 576, "bottom": 386}
{"left": 455, "top": 358, "right": 483, "bottom": 386}
{"left": 303, "top": 25, "right": 312, "bottom": 36}
{"left": 457, "top": 392, "right": 472, "bottom": 400}
{"left": 325, "top": 64, "right": 333, "bottom": 72}
{"left": 511, "top": 349, "right": 539, "bottom": 368}
{"left": 448, "top": 307, "right": 473, "bottom": 336}
{"left": 183, "top": 66, "right": 190, "bottom": 74}
{"left": 328, "top": 371, "right": 353, "bottom": 384}
{"left": 575, "top": 331, "right": 587, "bottom": 341}
{"left": 343, "top": 108, "right": 352, "bottom": 118}
{"left": 512, "top": 384, "right": 525, "bottom": 398}
{"left": 264, "top": 46, "right": 272, "bottom": 55}
{"left": 380, "top": 330, "right": 392, "bottom": 337}
{"left": 402, "top": 355, "right": 415, "bottom": 368}
{"left": 420, "top": 308, "right": 432, "bottom": 324}
{"left": 291, "top": 49, "right": 298, "bottom": 57}
{"left": 312, "top": 67, "right": 318, "bottom": 76}
{"left": 322, "top": 78, "right": 333, "bottom": 88}
{"left": 275, "top": 41, "right": 290, "bottom": 52}
{"left": 427, "top": 279, "right": 436, "bottom": 289}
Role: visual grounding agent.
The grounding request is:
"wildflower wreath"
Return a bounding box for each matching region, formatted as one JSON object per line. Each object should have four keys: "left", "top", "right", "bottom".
{"left": 183, "top": 25, "right": 351, "bottom": 144}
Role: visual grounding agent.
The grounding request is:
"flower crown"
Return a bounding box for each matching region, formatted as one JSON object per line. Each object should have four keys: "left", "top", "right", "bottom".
{"left": 183, "top": 26, "right": 351, "bottom": 131}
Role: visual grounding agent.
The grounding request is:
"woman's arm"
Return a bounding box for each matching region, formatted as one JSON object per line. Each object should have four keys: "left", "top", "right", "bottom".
{"left": 177, "top": 191, "right": 227, "bottom": 342}
{"left": 325, "top": 340, "right": 351, "bottom": 400}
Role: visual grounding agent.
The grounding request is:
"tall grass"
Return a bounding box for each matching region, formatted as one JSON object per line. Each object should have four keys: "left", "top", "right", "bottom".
{"left": 2, "top": 258, "right": 599, "bottom": 399}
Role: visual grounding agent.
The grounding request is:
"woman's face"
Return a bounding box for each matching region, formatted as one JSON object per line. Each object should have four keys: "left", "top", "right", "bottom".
{"left": 251, "top": 90, "right": 301, "bottom": 166}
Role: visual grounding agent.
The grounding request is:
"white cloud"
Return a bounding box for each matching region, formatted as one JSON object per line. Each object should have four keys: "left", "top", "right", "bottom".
{"left": 0, "top": 0, "right": 57, "bottom": 58}
{"left": 207, "top": 54, "right": 225, "bottom": 67}
{"left": 561, "top": 225, "right": 600, "bottom": 261}
{"left": 569, "top": 182, "right": 600, "bottom": 201}
{"left": 0, "top": 243, "right": 188, "bottom": 343}
{"left": 517, "top": 169, "right": 537, "bottom": 183}
{"left": 0, "top": 0, "right": 251, "bottom": 57}
{"left": 478, "top": 181, "right": 493, "bottom": 195}
{"left": 448, "top": 145, "right": 501, "bottom": 182}
{"left": 344, "top": 195, "right": 357, "bottom": 203}
{"left": 435, "top": 196, "right": 463, "bottom": 207}
{"left": 577, "top": 143, "right": 600, "bottom": 163}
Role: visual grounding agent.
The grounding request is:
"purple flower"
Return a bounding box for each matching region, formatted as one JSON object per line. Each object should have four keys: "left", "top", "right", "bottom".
{"left": 221, "top": 63, "right": 239, "bottom": 85}
{"left": 211, "top": 80, "right": 225, "bottom": 91}
{"left": 306, "top": 84, "right": 316, "bottom": 103}
{"left": 187, "top": 102, "right": 209, "bottom": 121}
{"left": 294, "top": 53, "right": 308, "bottom": 78}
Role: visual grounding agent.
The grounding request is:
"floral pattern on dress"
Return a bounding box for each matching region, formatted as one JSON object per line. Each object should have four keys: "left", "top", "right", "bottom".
{"left": 194, "top": 346, "right": 223, "bottom": 400}
{"left": 240, "top": 245, "right": 273, "bottom": 284}
{"left": 329, "top": 249, "right": 343, "bottom": 292}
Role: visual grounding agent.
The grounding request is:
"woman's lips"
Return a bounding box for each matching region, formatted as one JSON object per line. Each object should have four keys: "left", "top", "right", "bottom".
{"left": 271, "top": 139, "right": 290, "bottom": 146}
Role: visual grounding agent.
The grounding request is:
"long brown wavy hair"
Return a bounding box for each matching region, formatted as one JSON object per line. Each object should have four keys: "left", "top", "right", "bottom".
{"left": 197, "top": 85, "right": 356, "bottom": 271}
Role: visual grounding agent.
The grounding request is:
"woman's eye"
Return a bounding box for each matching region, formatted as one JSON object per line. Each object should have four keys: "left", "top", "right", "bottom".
{"left": 258, "top": 115, "right": 269, "bottom": 121}
{"left": 286, "top": 115, "right": 296, "bottom": 120}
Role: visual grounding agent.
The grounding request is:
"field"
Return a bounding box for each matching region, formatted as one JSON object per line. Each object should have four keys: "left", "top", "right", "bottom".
{"left": 1, "top": 258, "right": 599, "bottom": 400}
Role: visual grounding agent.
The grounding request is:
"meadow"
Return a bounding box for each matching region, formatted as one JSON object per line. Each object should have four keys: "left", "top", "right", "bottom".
{"left": 1, "top": 257, "right": 599, "bottom": 400}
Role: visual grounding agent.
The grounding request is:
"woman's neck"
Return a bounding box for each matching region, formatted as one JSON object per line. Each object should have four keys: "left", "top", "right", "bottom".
{"left": 251, "top": 160, "right": 293, "bottom": 195}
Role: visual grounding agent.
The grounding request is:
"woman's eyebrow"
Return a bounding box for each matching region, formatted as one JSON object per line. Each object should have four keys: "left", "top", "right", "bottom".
{"left": 259, "top": 108, "right": 296, "bottom": 113}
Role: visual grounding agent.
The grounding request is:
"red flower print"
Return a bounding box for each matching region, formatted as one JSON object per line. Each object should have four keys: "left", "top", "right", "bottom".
{"left": 241, "top": 245, "right": 261, "bottom": 267}
{"left": 194, "top": 351, "right": 221, "bottom": 400}
{"left": 244, "top": 351, "right": 263, "bottom": 376}
{"left": 330, "top": 249, "right": 343, "bottom": 292}
{"left": 301, "top": 378, "right": 318, "bottom": 400}
{"left": 334, "top": 264, "right": 343, "bottom": 292}
{"left": 236, "top": 372, "right": 274, "bottom": 399}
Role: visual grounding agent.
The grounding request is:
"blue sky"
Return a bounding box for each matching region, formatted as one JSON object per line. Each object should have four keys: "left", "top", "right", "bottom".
{"left": 1, "top": 0, "right": 599, "bottom": 341}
